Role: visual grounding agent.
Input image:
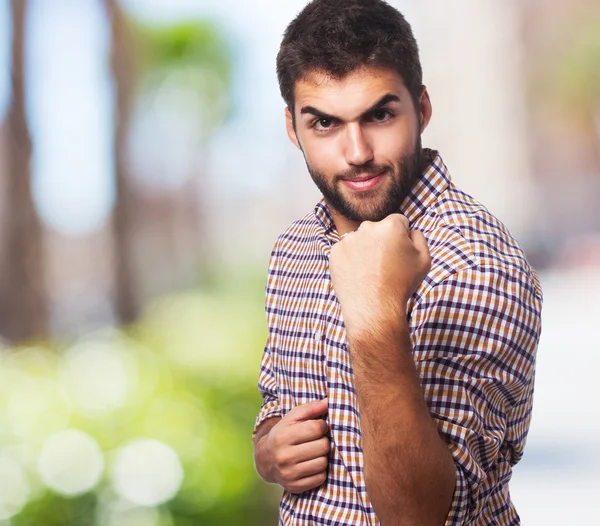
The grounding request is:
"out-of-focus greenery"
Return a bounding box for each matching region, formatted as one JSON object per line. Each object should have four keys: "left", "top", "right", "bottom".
{"left": 553, "top": 18, "right": 600, "bottom": 113}
{"left": 535, "top": 16, "right": 600, "bottom": 136}
{"left": 133, "top": 18, "right": 234, "bottom": 139}
{"left": 0, "top": 271, "right": 280, "bottom": 525}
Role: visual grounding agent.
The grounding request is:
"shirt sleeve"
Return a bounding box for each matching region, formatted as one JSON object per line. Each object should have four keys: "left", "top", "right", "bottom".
{"left": 252, "top": 341, "right": 281, "bottom": 440}
{"left": 410, "top": 265, "right": 543, "bottom": 525}
{"left": 252, "top": 242, "right": 283, "bottom": 440}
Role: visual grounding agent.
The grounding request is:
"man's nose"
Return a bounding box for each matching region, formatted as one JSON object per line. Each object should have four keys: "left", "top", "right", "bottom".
{"left": 344, "top": 124, "right": 374, "bottom": 166}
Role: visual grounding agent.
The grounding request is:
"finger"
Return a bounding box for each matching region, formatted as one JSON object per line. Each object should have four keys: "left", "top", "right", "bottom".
{"left": 384, "top": 213, "right": 409, "bottom": 232}
{"left": 409, "top": 230, "right": 431, "bottom": 263}
{"left": 286, "top": 471, "right": 328, "bottom": 495}
{"left": 287, "top": 419, "right": 329, "bottom": 445}
{"left": 294, "top": 455, "right": 329, "bottom": 479}
{"left": 293, "top": 435, "right": 331, "bottom": 460}
{"left": 286, "top": 398, "right": 328, "bottom": 423}
{"left": 396, "top": 214, "right": 410, "bottom": 232}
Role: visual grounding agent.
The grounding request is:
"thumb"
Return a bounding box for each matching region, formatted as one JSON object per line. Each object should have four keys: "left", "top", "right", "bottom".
{"left": 410, "top": 229, "right": 431, "bottom": 266}
{"left": 286, "top": 398, "right": 328, "bottom": 423}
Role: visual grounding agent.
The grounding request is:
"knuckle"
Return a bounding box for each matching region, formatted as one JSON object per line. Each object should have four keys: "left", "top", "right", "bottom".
{"left": 271, "top": 433, "right": 282, "bottom": 449}
{"left": 281, "top": 466, "right": 294, "bottom": 482}
{"left": 274, "top": 450, "right": 291, "bottom": 467}
{"left": 388, "top": 213, "right": 408, "bottom": 227}
{"left": 317, "top": 456, "right": 328, "bottom": 470}
{"left": 307, "top": 420, "right": 320, "bottom": 434}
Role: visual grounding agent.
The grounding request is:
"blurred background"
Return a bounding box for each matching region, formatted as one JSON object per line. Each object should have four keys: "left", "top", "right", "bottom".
{"left": 0, "top": 0, "right": 598, "bottom": 524}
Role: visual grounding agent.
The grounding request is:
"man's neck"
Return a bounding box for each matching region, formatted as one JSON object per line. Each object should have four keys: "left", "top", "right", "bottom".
{"left": 329, "top": 208, "right": 360, "bottom": 237}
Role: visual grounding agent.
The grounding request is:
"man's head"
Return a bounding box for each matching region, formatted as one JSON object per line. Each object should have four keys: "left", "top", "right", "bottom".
{"left": 277, "top": 0, "right": 432, "bottom": 229}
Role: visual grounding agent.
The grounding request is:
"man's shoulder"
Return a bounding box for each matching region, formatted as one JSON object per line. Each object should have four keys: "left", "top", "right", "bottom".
{"left": 269, "top": 208, "right": 324, "bottom": 259}
{"left": 417, "top": 182, "right": 541, "bottom": 296}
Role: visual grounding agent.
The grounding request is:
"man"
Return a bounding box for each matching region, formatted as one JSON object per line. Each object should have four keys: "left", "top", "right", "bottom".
{"left": 252, "top": 0, "right": 543, "bottom": 524}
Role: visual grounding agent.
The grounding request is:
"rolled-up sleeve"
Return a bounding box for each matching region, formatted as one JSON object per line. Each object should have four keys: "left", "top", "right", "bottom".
{"left": 252, "top": 341, "right": 281, "bottom": 440}
{"left": 252, "top": 241, "right": 283, "bottom": 440}
{"left": 410, "top": 265, "right": 543, "bottom": 524}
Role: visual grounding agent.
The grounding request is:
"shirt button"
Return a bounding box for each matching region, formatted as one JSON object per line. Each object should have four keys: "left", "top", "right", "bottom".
{"left": 314, "top": 330, "right": 322, "bottom": 342}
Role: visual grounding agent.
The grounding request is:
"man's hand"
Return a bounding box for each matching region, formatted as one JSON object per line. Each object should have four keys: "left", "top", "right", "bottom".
{"left": 254, "top": 399, "right": 330, "bottom": 494}
{"left": 329, "top": 214, "right": 431, "bottom": 341}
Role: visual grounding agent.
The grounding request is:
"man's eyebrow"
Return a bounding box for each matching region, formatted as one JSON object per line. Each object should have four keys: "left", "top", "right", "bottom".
{"left": 299, "top": 93, "right": 401, "bottom": 121}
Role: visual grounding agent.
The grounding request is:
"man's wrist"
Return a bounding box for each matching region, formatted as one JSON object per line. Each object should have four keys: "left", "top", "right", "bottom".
{"left": 347, "top": 313, "right": 409, "bottom": 349}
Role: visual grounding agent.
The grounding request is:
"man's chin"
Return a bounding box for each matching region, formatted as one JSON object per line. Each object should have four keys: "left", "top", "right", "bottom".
{"left": 336, "top": 200, "right": 397, "bottom": 223}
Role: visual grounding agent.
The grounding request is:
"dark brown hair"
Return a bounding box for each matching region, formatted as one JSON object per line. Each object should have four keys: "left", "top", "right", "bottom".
{"left": 276, "top": 0, "right": 423, "bottom": 112}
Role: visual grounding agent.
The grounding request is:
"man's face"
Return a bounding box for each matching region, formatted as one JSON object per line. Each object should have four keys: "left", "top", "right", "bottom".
{"left": 286, "top": 67, "right": 431, "bottom": 230}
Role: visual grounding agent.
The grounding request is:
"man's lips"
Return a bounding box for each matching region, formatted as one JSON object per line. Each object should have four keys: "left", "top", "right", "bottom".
{"left": 341, "top": 172, "right": 385, "bottom": 192}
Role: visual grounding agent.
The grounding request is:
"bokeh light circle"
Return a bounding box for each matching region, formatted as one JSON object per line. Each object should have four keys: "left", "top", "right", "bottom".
{"left": 111, "top": 439, "right": 184, "bottom": 506}
{"left": 61, "top": 340, "right": 130, "bottom": 414}
{"left": 38, "top": 429, "right": 104, "bottom": 496}
{"left": 0, "top": 457, "right": 31, "bottom": 519}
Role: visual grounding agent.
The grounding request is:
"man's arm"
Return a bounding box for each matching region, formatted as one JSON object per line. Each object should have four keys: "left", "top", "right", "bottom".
{"left": 330, "top": 214, "right": 454, "bottom": 525}
{"left": 349, "top": 323, "right": 456, "bottom": 525}
{"left": 253, "top": 401, "right": 330, "bottom": 493}
{"left": 253, "top": 340, "right": 330, "bottom": 493}
{"left": 330, "top": 214, "right": 542, "bottom": 525}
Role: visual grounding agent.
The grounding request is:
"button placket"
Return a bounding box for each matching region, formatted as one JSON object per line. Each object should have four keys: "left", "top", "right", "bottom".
{"left": 323, "top": 266, "right": 366, "bottom": 502}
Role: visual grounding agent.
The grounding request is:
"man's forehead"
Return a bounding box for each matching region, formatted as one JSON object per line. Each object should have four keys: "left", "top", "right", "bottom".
{"left": 294, "top": 67, "right": 406, "bottom": 116}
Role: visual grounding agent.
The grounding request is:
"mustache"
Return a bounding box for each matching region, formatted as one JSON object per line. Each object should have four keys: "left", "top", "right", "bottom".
{"left": 334, "top": 164, "right": 392, "bottom": 182}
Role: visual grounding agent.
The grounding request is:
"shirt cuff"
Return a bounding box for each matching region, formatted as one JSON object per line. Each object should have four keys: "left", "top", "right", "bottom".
{"left": 252, "top": 399, "right": 281, "bottom": 441}
{"left": 445, "top": 462, "right": 472, "bottom": 526}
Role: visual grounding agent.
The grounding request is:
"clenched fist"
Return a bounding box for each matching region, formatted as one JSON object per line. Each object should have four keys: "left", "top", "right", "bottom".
{"left": 329, "top": 214, "right": 431, "bottom": 342}
{"left": 254, "top": 399, "right": 330, "bottom": 494}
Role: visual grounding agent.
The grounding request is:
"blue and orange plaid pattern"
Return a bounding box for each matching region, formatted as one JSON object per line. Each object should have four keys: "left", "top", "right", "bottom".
{"left": 254, "top": 149, "right": 543, "bottom": 525}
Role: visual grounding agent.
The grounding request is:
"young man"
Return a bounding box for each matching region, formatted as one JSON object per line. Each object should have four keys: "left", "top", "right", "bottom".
{"left": 252, "top": 1, "right": 543, "bottom": 524}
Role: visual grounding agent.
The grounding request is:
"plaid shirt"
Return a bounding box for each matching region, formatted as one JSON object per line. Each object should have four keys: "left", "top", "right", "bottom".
{"left": 254, "top": 149, "right": 543, "bottom": 525}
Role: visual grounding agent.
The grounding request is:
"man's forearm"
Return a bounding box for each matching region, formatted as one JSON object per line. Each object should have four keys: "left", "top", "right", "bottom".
{"left": 349, "top": 323, "right": 456, "bottom": 526}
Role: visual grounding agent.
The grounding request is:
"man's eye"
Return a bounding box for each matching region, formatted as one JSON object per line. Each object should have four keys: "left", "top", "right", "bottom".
{"left": 314, "top": 118, "right": 334, "bottom": 130}
{"left": 371, "top": 109, "right": 392, "bottom": 122}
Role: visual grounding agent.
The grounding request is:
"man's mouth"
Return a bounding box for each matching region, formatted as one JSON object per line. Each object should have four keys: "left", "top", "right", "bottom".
{"left": 341, "top": 172, "right": 385, "bottom": 192}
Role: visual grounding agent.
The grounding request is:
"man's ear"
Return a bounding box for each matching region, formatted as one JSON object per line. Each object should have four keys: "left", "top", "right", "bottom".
{"left": 285, "top": 106, "right": 301, "bottom": 150}
{"left": 418, "top": 85, "right": 432, "bottom": 133}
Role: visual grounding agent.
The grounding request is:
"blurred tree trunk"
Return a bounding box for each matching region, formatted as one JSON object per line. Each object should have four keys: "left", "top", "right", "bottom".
{"left": 102, "top": 0, "right": 139, "bottom": 324}
{"left": 1, "top": 0, "right": 48, "bottom": 342}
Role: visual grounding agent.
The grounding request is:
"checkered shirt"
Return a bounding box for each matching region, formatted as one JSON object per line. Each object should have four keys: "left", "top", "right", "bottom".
{"left": 254, "top": 149, "right": 543, "bottom": 525}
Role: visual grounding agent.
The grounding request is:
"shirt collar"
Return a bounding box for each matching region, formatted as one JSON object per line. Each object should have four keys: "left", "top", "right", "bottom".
{"left": 313, "top": 149, "right": 451, "bottom": 242}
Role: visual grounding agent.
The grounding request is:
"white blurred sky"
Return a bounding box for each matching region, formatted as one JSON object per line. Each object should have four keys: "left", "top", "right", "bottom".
{"left": 0, "top": 0, "right": 293, "bottom": 235}
{"left": 0, "top": 0, "right": 421, "bottom": 236}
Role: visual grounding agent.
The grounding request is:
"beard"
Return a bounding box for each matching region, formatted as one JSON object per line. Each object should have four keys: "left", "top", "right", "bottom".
{"left": 305, "top": 136, "right": 424, "bottom": 223}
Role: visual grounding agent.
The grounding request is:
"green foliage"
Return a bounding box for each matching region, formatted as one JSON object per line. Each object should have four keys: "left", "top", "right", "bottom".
{"left": 533, "top": 15, "right": 600, "bottom": 132}
{"left": 554, "top": 18, "right": 600, "bottom": 109}
{"left": 0, "top": 270, "right": 280, "bottom": 525}
{"left": 131, "top": 17, "right": 234, "bottom": 137}
{"left": 136, "top": 21, "right": 231, "bottom": 82}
